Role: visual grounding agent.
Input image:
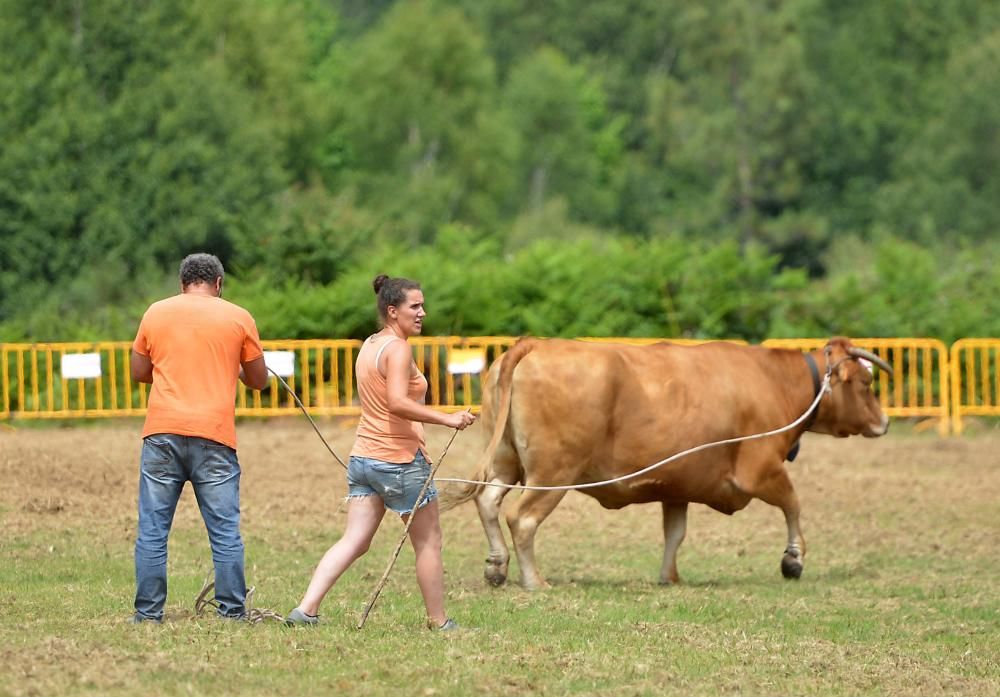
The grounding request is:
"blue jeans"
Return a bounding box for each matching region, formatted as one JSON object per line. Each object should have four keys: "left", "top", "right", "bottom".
{"left": 134, "top": 434, "right": 245, "bottom": 620}
{"left": 347, "top": 450, "right": 437, "bottom": 515}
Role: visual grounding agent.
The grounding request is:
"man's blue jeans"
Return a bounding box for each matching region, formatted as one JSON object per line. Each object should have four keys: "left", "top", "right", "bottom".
{"left": 134, "top": 434, "right": 246, "bottom": 620}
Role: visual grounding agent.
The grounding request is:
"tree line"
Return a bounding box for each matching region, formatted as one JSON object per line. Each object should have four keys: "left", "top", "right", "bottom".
{"left": 2, "top": 0, "right": 999, "bottom": 343}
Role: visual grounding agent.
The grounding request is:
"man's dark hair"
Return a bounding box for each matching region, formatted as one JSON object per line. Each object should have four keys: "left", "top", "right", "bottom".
{"left": 179, "top": 253, "right": 225, "bottom": 288}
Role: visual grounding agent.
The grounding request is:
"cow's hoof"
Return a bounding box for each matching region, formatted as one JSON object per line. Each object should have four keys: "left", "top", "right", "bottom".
{"left": 484, "top": 564, "right": 508, "bottom": 587}
{"left": 781, "top": 554, "right": 803, "bottom": 579}
{"left": 658, "top": 576, "right": 680, "bottom": 586}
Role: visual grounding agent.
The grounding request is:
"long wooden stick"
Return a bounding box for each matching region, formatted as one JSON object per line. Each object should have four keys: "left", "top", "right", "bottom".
{"left": 356, "top": 422, "right": 465, "bottom": 630}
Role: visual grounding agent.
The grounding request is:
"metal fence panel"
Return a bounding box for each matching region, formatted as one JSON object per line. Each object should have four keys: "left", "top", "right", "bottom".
{"left": 949, "top": 339, "right": 1000, "bottom": 435}
{"left": 0, "top": 336, "right": 964, "bottom": 435}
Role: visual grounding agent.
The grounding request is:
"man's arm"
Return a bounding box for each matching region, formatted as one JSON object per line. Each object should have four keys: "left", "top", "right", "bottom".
{"left": 130, "top": 350, "right": 154, "bottom": 384}
{"left": 240, "top": 356, "right": 268, "bottom": 391}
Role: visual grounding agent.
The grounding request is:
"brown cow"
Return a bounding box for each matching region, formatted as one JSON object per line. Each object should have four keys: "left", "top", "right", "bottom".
{"left": 442, "top": 337, "right": 891, "bottom": 589}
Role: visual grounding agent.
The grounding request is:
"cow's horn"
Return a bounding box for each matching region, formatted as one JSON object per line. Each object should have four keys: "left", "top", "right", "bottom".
{"left": 846, "top": 347, "right": 893, "bottom": 376}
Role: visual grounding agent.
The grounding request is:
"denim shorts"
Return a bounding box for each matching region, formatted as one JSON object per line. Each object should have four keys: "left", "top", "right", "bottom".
{"left": 347, "top": 450, "right": 437, "bottom": 515}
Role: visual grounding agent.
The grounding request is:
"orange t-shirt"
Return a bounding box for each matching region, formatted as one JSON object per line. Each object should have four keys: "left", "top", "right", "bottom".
{"left": 351, "top": 335, "right": 431, "bottom": 464}
{"left": 132, "top": 293, "right": 263, "bottom": 449}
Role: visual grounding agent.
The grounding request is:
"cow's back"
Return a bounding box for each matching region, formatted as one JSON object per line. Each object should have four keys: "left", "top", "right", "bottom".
{"left": 486, "top": 339, "right": 795, "bottom": 510}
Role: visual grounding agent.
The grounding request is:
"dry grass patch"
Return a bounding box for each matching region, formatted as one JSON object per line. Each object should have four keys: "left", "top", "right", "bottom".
{"left": 0, "top": 420, "right": 998, "bottom": 695}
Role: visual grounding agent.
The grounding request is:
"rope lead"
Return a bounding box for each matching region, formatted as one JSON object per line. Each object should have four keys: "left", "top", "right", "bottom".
{"left": 434, "top": 374, "right": 832, "bottom": 492}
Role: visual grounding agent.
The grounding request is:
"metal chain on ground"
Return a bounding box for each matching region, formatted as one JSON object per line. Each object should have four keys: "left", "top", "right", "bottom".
{"left": 193, "top": 568, "right": 216, "bottom": 616}
{"left": 194, "top": 569, "right": 286, "bottom": 624}
{"left": 245, "top": 586, "right": 286, "bottom": 624}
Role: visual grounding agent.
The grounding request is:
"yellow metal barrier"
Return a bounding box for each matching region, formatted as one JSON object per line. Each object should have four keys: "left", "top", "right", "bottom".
{"left": 0, "top": 336, "right": 965, "bottom": 434}
{"left": 1, "top": 342, "right": 148, "bottom": 418}
{"left": 949, "top": 338, "right": 1000, "bottom": 435}
{"left": 0, "top": 338, "right": 520, "bottom": 419}
{"left": 411, "top": 336, "right": 519, "bottom": 412}
{"left": 578, "top": 337, "right": 748, "bottom": 346}
{"left": 0, "top": 340, "right": 367, "bottom": 419}
{"left": 762, "top": 338, "right": 950, "bottom": 435}
{"left": 236, "top": 339, "right": 362, "bottom": 416}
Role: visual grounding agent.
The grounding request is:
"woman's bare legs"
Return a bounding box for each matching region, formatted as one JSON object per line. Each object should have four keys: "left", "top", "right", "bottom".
{"left": 404, "top": 499, "right": 446, "bottom": 626}
{"left": 298, "top": 495, "right": 385, "bottom": 616}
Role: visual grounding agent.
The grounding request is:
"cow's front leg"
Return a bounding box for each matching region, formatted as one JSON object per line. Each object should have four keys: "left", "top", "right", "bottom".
{"left": 752, "top": 466, "right": 806, "bottom": 579}
{"left": 476, "top": 477, "right": 515, "bottom": 586}
{"left": 659, "top": 502, "right": 688, "bottom": 585}
{"left": 779, "top": 504, "right": 806, "bottom": 580}
{"left": 506, "top": 488, "right": 567, "bottom": 590}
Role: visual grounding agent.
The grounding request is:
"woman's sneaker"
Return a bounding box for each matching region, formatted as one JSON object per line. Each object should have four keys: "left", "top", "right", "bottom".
{"left": 429, "top": 618, "right": 459, "bottom": 632}
{"left": 284, "top": 607, "right": 319, "bottom": 627}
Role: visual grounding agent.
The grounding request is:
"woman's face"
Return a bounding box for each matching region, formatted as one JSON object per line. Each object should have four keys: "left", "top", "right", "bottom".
{"left": 388, "top": 289, "right": 426, "bottom": 337}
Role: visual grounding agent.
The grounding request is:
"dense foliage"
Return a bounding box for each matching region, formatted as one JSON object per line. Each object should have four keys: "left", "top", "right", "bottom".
{"left": 2, "top": 0, "right": 999, "bottom": 342}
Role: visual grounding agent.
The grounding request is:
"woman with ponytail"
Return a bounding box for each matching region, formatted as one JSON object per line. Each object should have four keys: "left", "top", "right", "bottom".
{"left": 286, "top": 275, "right": 476, "bottom": 630}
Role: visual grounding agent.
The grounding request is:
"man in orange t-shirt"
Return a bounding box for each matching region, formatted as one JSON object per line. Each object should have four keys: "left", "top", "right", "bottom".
{"left": 129, "top": 253, "right": 267, "bottom": 623}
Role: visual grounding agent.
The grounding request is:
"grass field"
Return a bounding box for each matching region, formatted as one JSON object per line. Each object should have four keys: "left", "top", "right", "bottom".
{"left": 1, "top": 419, "right": 998, "bottom": 696}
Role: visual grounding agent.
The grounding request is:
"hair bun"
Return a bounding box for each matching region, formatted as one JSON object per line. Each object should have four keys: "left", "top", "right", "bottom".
{"left": 372, "top": 274, "right": 390, "bottom": 294}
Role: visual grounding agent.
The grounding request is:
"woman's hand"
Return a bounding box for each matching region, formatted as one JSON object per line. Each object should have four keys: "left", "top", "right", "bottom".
{"left": 444, "top": 410, "right": 477, "bottom": 430}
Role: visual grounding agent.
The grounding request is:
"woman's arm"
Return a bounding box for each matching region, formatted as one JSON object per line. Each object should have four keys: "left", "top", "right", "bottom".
{"left": 383, "top": 340, "right": 476, "bottom": 430}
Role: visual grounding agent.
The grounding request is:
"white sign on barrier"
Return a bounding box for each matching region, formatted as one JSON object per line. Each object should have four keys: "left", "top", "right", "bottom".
{"left": 447, "top": 348, "right": 486, "bottom": 375}
{"left": 61, "top": 353, "right": 102, "bottom": 379}
{"left": 263, "top": 350, "right": 296, "bottom": 378}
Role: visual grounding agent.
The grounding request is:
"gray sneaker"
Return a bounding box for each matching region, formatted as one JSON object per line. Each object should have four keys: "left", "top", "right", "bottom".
{"left": 285, "top": 607, "right": 319, "bottom": 627}
{"left": 129, "top": 613, "right": 162, "bottom": 625}
{"left": 430, "top": 618, "right": 459, "bottom": 632}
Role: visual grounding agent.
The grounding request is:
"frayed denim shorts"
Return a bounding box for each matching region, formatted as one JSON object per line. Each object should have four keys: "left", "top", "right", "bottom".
{"left": 347, "top": 450, "right": 437, "bottom": 515}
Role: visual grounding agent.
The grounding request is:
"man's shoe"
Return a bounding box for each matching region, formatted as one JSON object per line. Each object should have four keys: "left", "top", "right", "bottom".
{"left": 129, "top": 613, "right": 162, "bottom": 625}
{"left": 284, "top": 607, "right": 319, "bottom": 627}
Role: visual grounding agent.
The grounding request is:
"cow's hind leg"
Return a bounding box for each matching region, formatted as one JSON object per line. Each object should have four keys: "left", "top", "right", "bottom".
{"left": 476, "top": 438, "right": 522, "bottom": 586}
{"left": 506, "top": 488, "right": 567, "bottom": 590}
{"left": 476, "top": 475, "right": 520, "bottom": 587}
{"left": 659, "top": 502, "right": 688, "bottom": 585}
{"left": 751, "top": 467, "right": 806, "bottom": 579}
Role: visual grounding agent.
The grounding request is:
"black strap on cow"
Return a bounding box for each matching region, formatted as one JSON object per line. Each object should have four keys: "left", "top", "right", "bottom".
{"left": 803, "top": 352, "right": 822, "bottom": 427}
{"left": 787, "top": 352, "right": 823, "bottom": 462}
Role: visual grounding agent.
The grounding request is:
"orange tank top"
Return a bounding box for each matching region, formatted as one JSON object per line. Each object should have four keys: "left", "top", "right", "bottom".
{"left": 351, "top": 335, "right": 431, "bottom": 464}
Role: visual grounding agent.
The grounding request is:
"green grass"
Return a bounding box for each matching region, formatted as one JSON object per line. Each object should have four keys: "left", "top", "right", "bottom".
{"left": 1, "top": 424, "right": 998, "bottom": 696}
{"left": 3, "top": 531, "right": 996, "bottom": 696}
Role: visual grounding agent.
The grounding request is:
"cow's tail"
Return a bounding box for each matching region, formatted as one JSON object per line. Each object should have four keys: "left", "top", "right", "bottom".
{"left": 438, "top": 338, "right": 537, "bottom": 512}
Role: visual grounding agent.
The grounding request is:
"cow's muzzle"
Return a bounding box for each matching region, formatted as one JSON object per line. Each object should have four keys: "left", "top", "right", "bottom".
{"left": 864, "top": 413, "right": 890, "bottom": 437}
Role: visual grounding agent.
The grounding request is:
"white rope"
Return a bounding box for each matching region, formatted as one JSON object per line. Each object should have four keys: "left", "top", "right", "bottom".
{"left": 434, "top": 375, "right": 831, "bottom": 493}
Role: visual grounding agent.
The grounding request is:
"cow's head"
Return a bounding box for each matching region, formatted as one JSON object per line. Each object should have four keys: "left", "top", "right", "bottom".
{"left": 812, "top": 338, "right": 891, "bottom": 438}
